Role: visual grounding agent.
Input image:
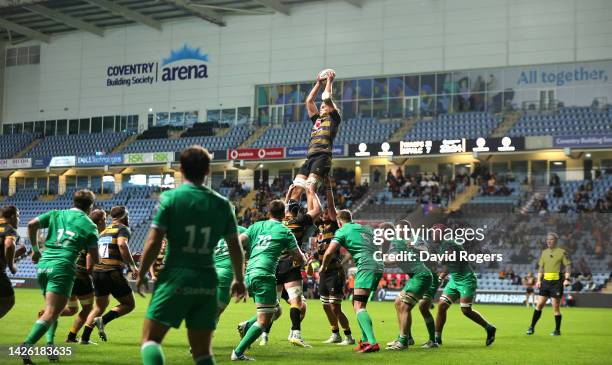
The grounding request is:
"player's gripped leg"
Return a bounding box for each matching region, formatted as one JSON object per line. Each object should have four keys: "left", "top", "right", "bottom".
{"left": 97, "top": 292, "right": 136, "bottom": 339}
{"left": 459, "top": 297, "right": 496, "bottom": 346}
{"left": 289, "top": 174, "right": 308, "bottom": 201}
{"left": 286, "top": 283, "right": 310, "bottom": 347}
{"left": 419, "top": 299, "right": 437, "bottom": 347}
{"left": 434, "top": 295, "right": 453, "bottom": 345}
{"left": 81, "top": 295, "right": 109, "bottom": 344}
{"left": 188, "top": 329, "right": 214, "bottom": 365}
{"left": 60, "top": 297, "right": 78, "bottom": 317}
{"left": 353, "top": 289, "right": 379, "bottom": 353}
{"left": 233, "top": 306, "right": 274, "bottom": 361}
{"left": 527, "top": 295, "right": 547, "bottom": 335}
{"left": 330, "top": 300, "right": 354, "bottom": 345}
{"left": 68, "top": 296, "right": 93, "bottom": 342}
{"left": 141, "top": 318, "right": 170, "bottom": 365}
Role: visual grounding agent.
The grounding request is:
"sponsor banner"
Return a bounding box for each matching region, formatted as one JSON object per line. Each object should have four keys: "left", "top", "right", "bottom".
{"left": 124, "top": 152, "right": 174, "bottom": 165}
{"left": 175, "top": 149, "right": 227, "bottom": 162}
{"left": 228, "top": 147, "right": 284, "bottom": 160}
{"left": 0, "top": 158, "right": 31, "bottom": 169}
{"left": 552, "top": 134, "right": 612, "bottom": 148}
{"left": 76, "top": 154, "right": 123, "bottom": 166}
{"left": 49, "top": 156, "right": 76, "bottom": 167}
{"left": 349, "top": 137, "right": 524, "bottom": 157}
{"left": 285, "top": 145, "right": 345, "bottom": 158}
{"left": 10, "top": 278, "right": 37, "bottom": 289}
{"left": 376, "top": 289, "right": 527, "bottom": 304}
{"left": 32, "top": 157, "right": 51, "bottom": 168}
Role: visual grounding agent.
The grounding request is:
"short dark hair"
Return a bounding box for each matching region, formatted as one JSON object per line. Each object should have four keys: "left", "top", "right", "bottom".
{"left": 180, "top": 145, "right": 211, "bottom": 183}
{"left": 268, "top": 200, "right": 285, "bottom": 220}
{"left": 110, "top": 205, "right": 128, "bottom": 220}
{"left": 1, "top": 205, "right": 18, "bottom": 219}
{"left": 73, "top": 189, "right": 95, "bottom": 212}
{"left": 337, "top": 209, "right": 352, "bottom": 223}
{"left": 89, "top": 209, "right": 106, "bottom": 225}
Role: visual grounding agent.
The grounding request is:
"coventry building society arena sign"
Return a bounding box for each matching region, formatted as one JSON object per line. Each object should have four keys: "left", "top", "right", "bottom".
{"left": 106, "top": 44, "right": 209, "bottom": 87}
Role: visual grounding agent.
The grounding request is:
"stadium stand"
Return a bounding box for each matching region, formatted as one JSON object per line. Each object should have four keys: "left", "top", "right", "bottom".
{"left": 251, "top": 118, "right": 400, "bottom": 148}
{"left": 509, "top": 106, "right": 612, "bottom": 137}
{"left": 405, "top": 112, "right": 502, "bottom": 140}
{"left": 545, "top": 174, "right": 612, "bottom": 212}
{"left": 0, "top": 133, "right": 38, "bottom": 159}
{"left": 24, "top": 132, "right": 131, "bottom": 158}
{"left": 122, "top": 124, "right": 250, "bottom": 153}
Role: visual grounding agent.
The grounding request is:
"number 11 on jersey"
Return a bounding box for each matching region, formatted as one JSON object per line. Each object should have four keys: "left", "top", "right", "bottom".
{"left": 183, "top": 225, "right": 211, "bottom": 254}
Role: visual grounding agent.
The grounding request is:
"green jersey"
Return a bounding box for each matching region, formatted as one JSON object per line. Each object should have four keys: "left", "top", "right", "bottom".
{"left": 438, "top": 240, "right": 474, "bottom": 275}
{"left": 245, "top": 219, "right": 298, "bottom": 278}
{"left": 214, "top": 226, "right": 247, "bottom": 272}
{"left": 332, "top": 223, "right": 383, "bottom": 273}
{"left": 151, "top": 183, "right": 237, "bottom": 270}
{"left": 389, "top": 239, "right": 429, "bottom": 275}
{"left": 37, "top": 208, "right": 99, "bottom": 269}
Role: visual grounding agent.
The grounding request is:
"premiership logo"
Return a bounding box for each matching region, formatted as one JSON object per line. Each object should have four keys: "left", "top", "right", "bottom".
{"left": 106, "top": 44, "right": 209, "bottom": 87}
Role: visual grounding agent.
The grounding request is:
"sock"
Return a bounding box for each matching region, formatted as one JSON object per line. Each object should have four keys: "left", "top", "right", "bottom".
{"left": 424, "top": 317, "right": 435, "bottom": 342}
{"left": 243, "top": 315, "right": 258, "bottom": 334}
{"left": 343, "top": 329, "right": 352, "bottom": 337}
{"left": 194, "top": 355, "right": 215, "bottom": 365}
{"left": 331, "top": 326, "right": 339, "bottom": 334}
{"left": 45, "top": 320, "right": 58, "bottom": 344}
{"left": 356, "top": 310, "right": 377, "bottom": 345}
{"left": 141, "top": 341, "right": 165, "bottom": 365}
{"left": 435, "top": 331, "right": 442, "bottom": 344}
{"left": 406, "top": 327, "right": 413, "bottom": 340}
{"left": 24, "top": 319, "right": 51, "bottom": 345}
{"left": 530, "top": 309, "right": 542, "bottom": 328}
{"left": 67, "top": 327, "right": 78, "bottom": 341}
{"left": 102, "top": 310, "right": 120, "bottom": 325}
{"left": 81, "top": 325, "right": 94, "bottom": 342}
{"left": 234, "top": 323, "right": 263, "bottom": 356}
{"left": 555, "top": 315, "right": 562, "bottom": 332}
{"left": 290, "top": 306, "right": 301, "bottom": 331}
{"left": 398, "top": 335, "right": 408, "bottom": 346}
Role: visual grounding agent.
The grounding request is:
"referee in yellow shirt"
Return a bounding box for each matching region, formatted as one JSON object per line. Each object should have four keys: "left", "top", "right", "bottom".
{"left": 526, "top": 233, "right": 571, "bottom": 336}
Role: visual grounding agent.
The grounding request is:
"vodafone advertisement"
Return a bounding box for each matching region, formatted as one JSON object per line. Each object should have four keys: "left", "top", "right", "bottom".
{"left": 227, "top": 148, "right": 284, "bottom": 160}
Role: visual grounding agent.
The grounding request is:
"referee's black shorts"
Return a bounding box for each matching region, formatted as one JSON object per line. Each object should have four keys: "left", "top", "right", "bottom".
{"left": 538, "top": 279, "right": 563, "bottom": 299}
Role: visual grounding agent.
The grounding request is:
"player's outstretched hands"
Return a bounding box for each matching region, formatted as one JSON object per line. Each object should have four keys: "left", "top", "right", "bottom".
{"left": 136, "top": 273, "right": 148, "bottom": 298}
{"left": 231, "top": 279, "right": 247, "bottom": 303}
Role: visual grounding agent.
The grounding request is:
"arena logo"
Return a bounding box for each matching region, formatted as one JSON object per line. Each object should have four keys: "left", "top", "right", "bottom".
{"left": 106, "top": 44, "right": 209, "bottom": 87}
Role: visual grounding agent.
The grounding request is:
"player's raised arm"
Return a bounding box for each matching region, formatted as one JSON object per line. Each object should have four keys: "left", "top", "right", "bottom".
{"left": 322, "top": 73, "right": 338, "bottom": 112}
{"left": 306, "top": 80, "right": 322, "bottom": 118}
{"left": 321, "top": 240, "right": 340, "bottom": 272}
{"left": 325, "top": 178, "right": 337, "bottom": 221}
{"left": 289, "top": 246, "right": 307, "bottom": 268}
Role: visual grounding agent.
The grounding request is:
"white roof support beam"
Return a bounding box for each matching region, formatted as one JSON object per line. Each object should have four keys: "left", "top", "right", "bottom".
{"left": 165, "top": 1, "right": 225, "bottom": 26}
{"left": 0, "top": 18, "right": 50, "bottom": 42}
{"left": 253, "top": 0, "right": 290, "bottom": 15}
{"left": 86, "top": 0, "right": 162, "bottom": 31}
{"left": 24, "top": 4, "right": 104, "bottom": 37}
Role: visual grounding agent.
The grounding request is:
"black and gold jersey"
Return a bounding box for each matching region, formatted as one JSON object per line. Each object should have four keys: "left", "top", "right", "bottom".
{"left": 151, "top": 247, "right": 166, "bottom": 277}
{"left": 75, "top": 249, "right": 89, "bottom": 277}
{"left": 316, "top": 219, "right": 342, "bottom": 268}
{"left": 94, "top": 223, "right": 131, "bottom": 272}
{"left": 281, "top": 212, "right": 313, "bottom": 259}
{"left": 307, "top": 110, "right": 341, "bottom": 157}
{"left": 0, "top": 218, "right": 18, "bottom": 270}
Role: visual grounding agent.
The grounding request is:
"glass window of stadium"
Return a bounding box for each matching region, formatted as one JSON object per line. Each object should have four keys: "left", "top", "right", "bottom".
{"left": 103, "top": 116, "right": 114, "bottom": 132}
{"left": 56, "top": 120, "right": 67, "bottom": 135}
{"left": 68, "top": 119, "right": 78, "bottom": 134}
{"left": 79, "top": 118, "right": 90, "bottom": 134}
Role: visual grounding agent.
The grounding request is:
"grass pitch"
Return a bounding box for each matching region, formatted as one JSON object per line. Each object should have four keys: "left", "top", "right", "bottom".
{"left": 1, "top": 289, "right": 611, "bottom": 365}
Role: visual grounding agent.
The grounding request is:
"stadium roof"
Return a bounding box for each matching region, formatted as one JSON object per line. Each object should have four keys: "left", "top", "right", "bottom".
{"left": 0, "top": 0, "right": 365, "bottom": 44}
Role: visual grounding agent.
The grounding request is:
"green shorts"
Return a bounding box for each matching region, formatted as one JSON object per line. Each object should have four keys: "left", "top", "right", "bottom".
{"left": 402, "top": 271, "right": 433, "bottom": 299}
{"left": 443, "top": 272, "right": 477, "bottom": 300}
{"left": 216, "top": 268, "right": 233, "bottom": 308}
{"left": 422, "top": 272, "right": 440, "bottom": 301}
{"left": 354, "top": 270, "right": 383, "bottom": 291}
{"left": 37, "top": 261, "right": 75, "bottom": 298}
{"left": 146, "top": 267, "right": 218, "bottom": 331}
{"left": 246, "top": 274, "right": 277, "bottom": 306}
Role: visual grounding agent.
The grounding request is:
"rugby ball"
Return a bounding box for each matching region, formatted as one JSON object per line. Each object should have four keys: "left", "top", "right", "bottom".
{"left": 317, "top": 68, "right": 336, "bottom": 81}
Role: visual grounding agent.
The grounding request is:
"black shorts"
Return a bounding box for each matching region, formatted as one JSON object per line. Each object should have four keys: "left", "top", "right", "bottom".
{"left": 319, "top": 268, "right": 345, "bottom": 298}
{"left": 72, "top": 273, "right": 94, "bottom": 297}
{"left": 298, "top": 153, "right": 332, "bottom": 178}
{"left": 539, "top": 279, "right": 563, "bottom": 299}
{"left": 276, "top": 257, "right": 303, "bottom": 285}
{"left": 0, "top": 271, "right": 14, "bottom": 298}
{"left": 526, "top": 287, "right": 534, "bottom": 294}
{"left": 93, "top": 269, "right": 132, "bottom": 298}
